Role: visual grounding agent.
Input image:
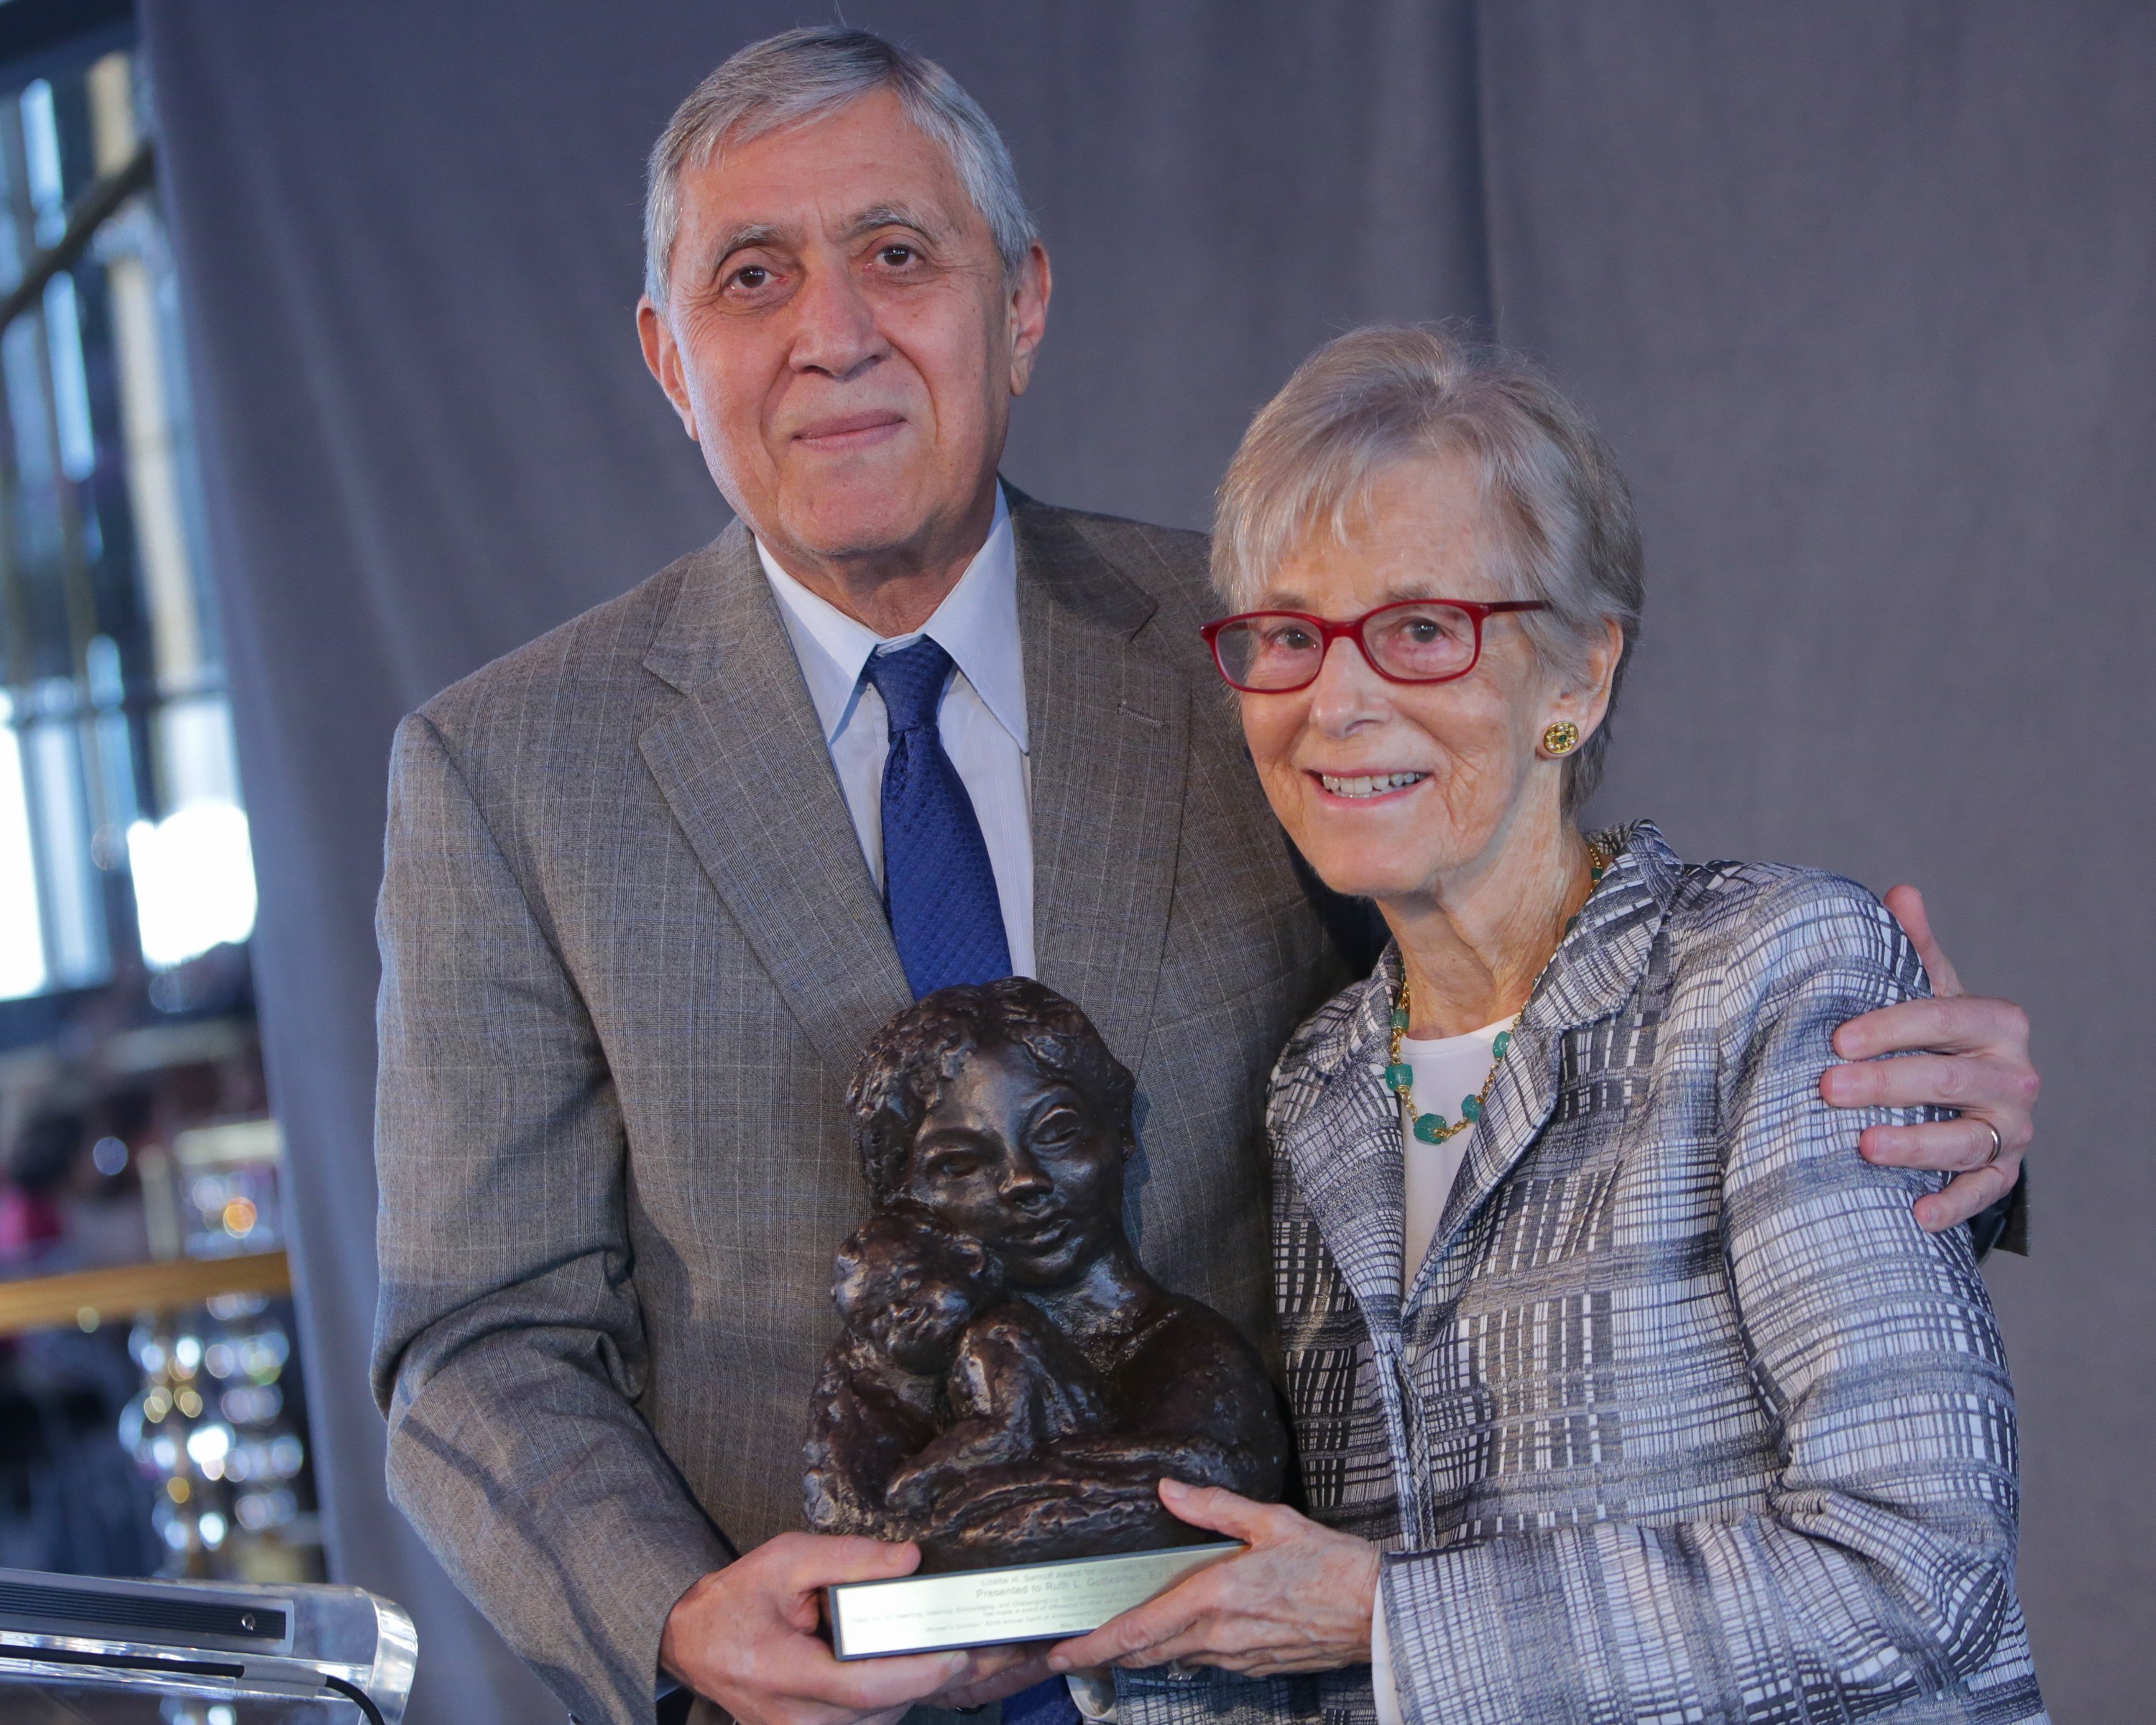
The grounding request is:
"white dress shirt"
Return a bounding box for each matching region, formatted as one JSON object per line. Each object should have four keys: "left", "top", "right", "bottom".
{"left": 755, "top": 486, "right": 1035, "bottom": 980}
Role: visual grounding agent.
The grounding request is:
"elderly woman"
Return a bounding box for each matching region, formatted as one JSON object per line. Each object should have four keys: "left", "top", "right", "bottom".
{"left": 1046, "top": 329, "right": 2044, "bottom": 1724}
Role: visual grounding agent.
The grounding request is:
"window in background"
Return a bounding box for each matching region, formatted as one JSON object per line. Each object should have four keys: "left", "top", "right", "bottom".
{"left": 0, "top": 48, "right": 253, "bottom": 1001}
{"left": 0, "top": 29, "right": 318, "bottom": 1593}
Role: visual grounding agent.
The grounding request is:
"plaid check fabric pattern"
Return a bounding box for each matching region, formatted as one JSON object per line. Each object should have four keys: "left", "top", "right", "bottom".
{"left": 862, "top": 636, "right": 1013, "bottom": 998}
{"left": 1121, "top": 822, "right": 2043, "bottom": 1725}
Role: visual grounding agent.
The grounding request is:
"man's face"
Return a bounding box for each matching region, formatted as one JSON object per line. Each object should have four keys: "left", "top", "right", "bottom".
{"left": 638, "top": 90, "right": 1049, "bottom": 574}
{"left": 895, "top": 1042, "right": 1126, "bottom": 1291}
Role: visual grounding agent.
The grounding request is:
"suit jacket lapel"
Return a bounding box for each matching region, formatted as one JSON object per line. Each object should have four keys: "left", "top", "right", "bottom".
{"left": 1276, "top": 963, "right": 1407, "bottom": 1333}
{"left": 1012, "top": 494, "right": 1189, "bottom": 1076}
{"left": 639, "top": 523, "right": 912, "bottom": 1072}
{"left": 1409, "top": 824, "right": 1676, "bottom": 1309}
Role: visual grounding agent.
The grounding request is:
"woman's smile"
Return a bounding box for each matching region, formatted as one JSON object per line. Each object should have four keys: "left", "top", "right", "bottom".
{"left": 1310, "top": 769, "right": 1430, "bottom": 801}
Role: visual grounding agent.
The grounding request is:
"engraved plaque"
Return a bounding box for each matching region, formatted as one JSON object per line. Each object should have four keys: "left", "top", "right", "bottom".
{"left": 827, "top": 1542, "right": 1243, "bottom": 1659}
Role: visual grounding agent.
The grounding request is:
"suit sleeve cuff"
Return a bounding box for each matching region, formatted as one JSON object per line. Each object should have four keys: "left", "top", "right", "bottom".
{"left": 641, "top": 1532, "right": 736, "bottom": 1712}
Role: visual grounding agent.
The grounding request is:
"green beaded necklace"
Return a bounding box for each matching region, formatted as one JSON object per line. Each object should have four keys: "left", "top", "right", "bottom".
{"left": 1385, "top": 838, "right": 1611, "bottom": 1145}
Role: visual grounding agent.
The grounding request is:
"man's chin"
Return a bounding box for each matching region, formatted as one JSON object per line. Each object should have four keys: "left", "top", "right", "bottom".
{"left": 770, "top": 476, "right": 944, "bottom": 563}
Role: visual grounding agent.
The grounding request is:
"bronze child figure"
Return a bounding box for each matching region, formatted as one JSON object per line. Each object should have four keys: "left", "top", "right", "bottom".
{"left": 804, "top": 1203, "right": 1116, "bottom": 1540}
{"left": 804, "top": 978, "right": 1288, "bottom": 1571}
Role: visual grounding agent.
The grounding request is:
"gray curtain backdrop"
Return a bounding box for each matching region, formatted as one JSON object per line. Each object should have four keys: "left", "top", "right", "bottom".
{"left": 138, "top": 4, "right": 2151, "bottom": 1721}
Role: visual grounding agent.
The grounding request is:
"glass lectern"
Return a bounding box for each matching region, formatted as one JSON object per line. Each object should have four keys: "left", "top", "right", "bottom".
{"left": 0, "top": 1565, "right": 414, "bottom": 1722}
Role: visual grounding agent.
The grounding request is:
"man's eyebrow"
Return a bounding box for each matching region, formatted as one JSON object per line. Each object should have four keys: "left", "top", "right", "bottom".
{"left": 844, "top": 203, "right": 944, "bottom": 242}
{"left": 707, "top": 221, "right": 791, "bottom": 270}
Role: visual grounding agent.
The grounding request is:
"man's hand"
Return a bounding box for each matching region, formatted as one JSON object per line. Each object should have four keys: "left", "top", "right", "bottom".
{"left": 934, "top": 1647, "right": 1061, "bottom": 1711}
{"left": 1823, "top": 885, "right": 2037, "bottom": 1233}
{"left": 660, "top": 1533, "right": 1037, "bottom": 1725}
{"left": 1044, "top": 1480, "right": 1377, "bottom": 1680}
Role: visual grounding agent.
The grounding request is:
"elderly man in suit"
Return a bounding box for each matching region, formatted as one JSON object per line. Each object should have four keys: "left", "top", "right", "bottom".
{"left": 370, "top": 27, "right": 2036, "bottom": 1725}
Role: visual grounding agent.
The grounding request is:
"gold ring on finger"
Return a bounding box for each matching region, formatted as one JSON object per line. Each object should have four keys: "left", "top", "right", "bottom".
{"left": 1979, "top": 1121, "right": 2004, "bottom": 1167}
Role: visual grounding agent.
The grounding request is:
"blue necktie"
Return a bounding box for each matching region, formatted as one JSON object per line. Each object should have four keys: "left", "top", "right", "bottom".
{"left": 1002, "top": 1677, "right": 1083, "bottom": 1725}
{"left": 861, "top": 638, "right": 1013, "bottom": 999}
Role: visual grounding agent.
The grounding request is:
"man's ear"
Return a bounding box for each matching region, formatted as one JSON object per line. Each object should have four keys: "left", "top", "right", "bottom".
{"left": 637, "top": 296, "right": 700, "bottom": 439}
{"left": 1007, "top": 242, "right": 1051, "bottom": 399}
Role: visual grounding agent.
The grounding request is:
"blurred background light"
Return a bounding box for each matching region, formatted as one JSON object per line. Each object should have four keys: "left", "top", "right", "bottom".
{"left": 126, "top": 801, "right": 257, "bottom": 968}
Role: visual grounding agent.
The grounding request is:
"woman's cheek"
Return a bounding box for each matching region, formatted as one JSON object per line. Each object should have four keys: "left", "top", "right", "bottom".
{"left": 1240, "top": 696, "right": 1302, "bottom": 793}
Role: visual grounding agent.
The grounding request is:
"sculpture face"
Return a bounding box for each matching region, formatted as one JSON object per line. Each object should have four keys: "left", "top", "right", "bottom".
{"left": 893, "top": 1041, "right": 1126, "bottom": 1290}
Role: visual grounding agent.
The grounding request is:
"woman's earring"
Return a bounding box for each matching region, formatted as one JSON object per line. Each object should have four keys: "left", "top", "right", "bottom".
{"left": 1541, "top": 720, "right": 1581, "bottom": 758}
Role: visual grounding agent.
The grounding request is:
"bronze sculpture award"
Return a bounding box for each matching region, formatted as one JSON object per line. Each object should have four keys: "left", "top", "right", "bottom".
{"left": 806, "top": 978, "right": 1288, "bottom": 1658}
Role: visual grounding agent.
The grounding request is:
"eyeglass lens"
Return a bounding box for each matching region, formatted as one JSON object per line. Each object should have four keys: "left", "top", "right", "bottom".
{"left": 1212, "top": 603, "right": 1480, "bottom": 689}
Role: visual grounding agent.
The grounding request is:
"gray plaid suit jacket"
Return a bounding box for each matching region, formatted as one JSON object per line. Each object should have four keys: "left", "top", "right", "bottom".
{"left": 1122, "top": 822, "right": 2042, "bottom": 1725}
{"left": 370, "top": 492, "right": 1348, "bottom": 1725}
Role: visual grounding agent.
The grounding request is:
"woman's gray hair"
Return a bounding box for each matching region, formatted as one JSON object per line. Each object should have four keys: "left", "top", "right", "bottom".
{"left": 1213, "top": 326, "right": 1644, "bottom": 815}
{"left": 644, "top": 27, "right": 1037, "bottom": 311}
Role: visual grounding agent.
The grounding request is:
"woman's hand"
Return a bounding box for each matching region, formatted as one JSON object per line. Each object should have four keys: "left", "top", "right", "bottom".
{"left": 1045, "top": 1479, "right": 1379, "bottom": 1679}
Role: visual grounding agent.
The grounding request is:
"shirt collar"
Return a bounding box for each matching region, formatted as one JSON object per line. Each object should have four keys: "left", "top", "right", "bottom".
{"left": 755, "top": 484, "right": 1026, "bottom": 750}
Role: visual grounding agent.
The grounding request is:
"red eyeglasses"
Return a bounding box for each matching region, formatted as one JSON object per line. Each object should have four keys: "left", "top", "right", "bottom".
{"left": 1200, "top": 599, "right": 1548, "bottom": 692}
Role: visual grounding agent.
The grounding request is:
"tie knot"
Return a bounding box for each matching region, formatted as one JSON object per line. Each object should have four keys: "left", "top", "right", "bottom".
{"left": 862, "top": 636, "right": 956, "bottom": 735}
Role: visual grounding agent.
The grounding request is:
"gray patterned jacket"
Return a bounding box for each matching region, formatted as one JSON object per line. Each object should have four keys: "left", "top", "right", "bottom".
{"left": 1122, "top": 822, "right": 2042, "bottom": 1725}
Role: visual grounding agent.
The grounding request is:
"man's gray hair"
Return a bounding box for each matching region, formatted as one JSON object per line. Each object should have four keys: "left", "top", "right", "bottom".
{"left": 1213, "top": 326, "right": 1644, "bottom": 815}
{"left": 644, "top": 27, "right": 1037, "bottom": 310}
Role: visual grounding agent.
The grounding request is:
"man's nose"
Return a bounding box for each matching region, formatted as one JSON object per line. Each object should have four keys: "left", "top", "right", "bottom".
{"left": 1307, "top": 634, "right": 1386, "bottom": 735}
{"left": 788, "top": 258, "right": 887, "bottom": 381}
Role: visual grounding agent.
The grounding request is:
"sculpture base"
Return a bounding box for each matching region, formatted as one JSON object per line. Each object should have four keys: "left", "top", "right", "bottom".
{"left": 825, "top": 1542, "right": 1243, "bottom": 1660}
